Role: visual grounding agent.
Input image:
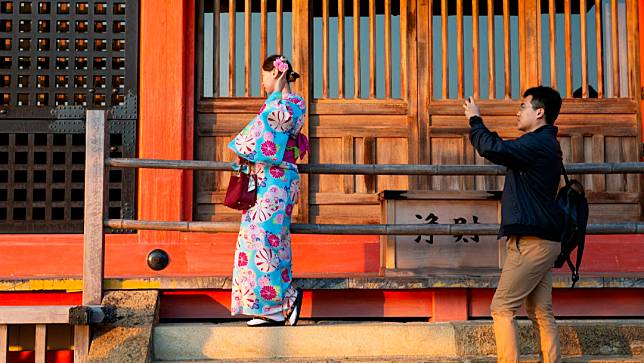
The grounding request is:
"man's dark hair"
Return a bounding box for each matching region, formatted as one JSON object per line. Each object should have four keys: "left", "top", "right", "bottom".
{"left": 523, "top": 86, "right": 562, "bottom": 125}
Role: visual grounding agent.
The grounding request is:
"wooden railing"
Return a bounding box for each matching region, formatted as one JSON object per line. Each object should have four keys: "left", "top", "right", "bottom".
{"left": 0, "top": 111, "right": 113, "bottom": 363}
{"left": 4, "top": 109, "right": 644, "bottom": 360}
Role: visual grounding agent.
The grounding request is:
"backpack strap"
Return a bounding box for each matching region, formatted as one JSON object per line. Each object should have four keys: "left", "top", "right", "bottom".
{"left": 566, "top": 257, "right": 580, "bottom": 288}
{"left": 572, "top": 229, "right": 585, "bottom": 288}
{"left": 561, "top": 159, "right": 582, "bottom": 288}
{"left": 561, "top": 159, "right": 570, "bottom": 185}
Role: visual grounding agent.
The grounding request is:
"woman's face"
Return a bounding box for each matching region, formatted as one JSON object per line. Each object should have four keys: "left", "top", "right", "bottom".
{"left": 261, "top": 69, "right": 278, "bottom": 92}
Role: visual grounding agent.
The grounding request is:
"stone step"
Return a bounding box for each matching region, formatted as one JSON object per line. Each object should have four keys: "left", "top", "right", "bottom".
{"left": 153, "top": 319, "right": 643, "bottom": 362}
{"left": 155, "top": 357, "right": 641, "bottom": 363}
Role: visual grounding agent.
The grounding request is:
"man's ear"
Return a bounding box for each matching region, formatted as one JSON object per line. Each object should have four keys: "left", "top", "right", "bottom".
{"left": 536, "top": 107, "right": 545, "bottom": 120}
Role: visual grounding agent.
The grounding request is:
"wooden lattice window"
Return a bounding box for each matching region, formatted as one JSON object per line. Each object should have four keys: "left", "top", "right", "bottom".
{"left": 0, "top": 0, "right": 138, "bottom": 233}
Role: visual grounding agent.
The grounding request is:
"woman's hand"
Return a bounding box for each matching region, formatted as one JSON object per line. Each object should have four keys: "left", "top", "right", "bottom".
{"left": 273, "top": 70, "right": 288, "bottom": 94}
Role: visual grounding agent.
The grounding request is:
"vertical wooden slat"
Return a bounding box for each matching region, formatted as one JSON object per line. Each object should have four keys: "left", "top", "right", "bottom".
{"left": 549, "top": 0, "right": 557, "bottom": 89}
{"left": 369, "top": 0, "right": 376, "bottom": 98}
{"left": 417, "top": 0, "right": 432, "bottom": 190}
{"left": 503, "top": 0, "right": 510, "bottom": 99}
{"left": 456, "top": 0, "right": 464, "bottom": 98}
{"left": 244, "top": 0, "right": 251, "bottom": 96}
{"left": 610, "top": 0, "right": 620, "bottom": 97}
{"left": 291, "top": 0, "right": 310, "bottom": 223}
{"left": 276, "top": 0, "right": 283, "bottom": 54}
{"left": 441, "top": 0, "right": 448, "bottom": 98}
{"left": 214, "top": 0, "right": 221, "bottom": 97}
{"left": 384, "top": 0, "right": 392, "bottom": 98}
{"left": 6, "top": 134, "right": 14, "bottom": 221}
{"left": 364, "top": 137, "right": 376, "bottom": 193}
{"left": 26, "top": 134, "right": 33, "bottom": 220}
{"left": 0, "top": 324, "right": 7, "bottom": 363}
{"left": 580, "top": 0, "right": 588, "bottom": 97}
{"left": 45, "top": 134, "right": 53, "bottom": 220}
{"left": 595, "top": 0, "right": 603, "bottom": 97}
{"left": 472, "top": 0, "right": 479, "bottom": 98}
{"left": 353, "top": 0, "right": 361, "bottom": 98}
{"left": 338, "top": 0, "right": 345, "bottom": 98}
{"left": 627, "top": 0, "right": 641, "bottom": 102}
{"left": 564, "top": 0, "right": 572, "bottom": 97}
{"left": 197, "top": 0, "right": 205, "bottom": 97}
{"left": 426, "top": 0, "right": 433, "bottom": 102}
{"left": 536, "top": 0, "right": 542, "bottom": 85}
{"left": 487, "top": 0, "right": 495, "bottom": 99}
{"left": 571, "top": 135, "right": 584, "bottom": 163}
{"left": 64, "top": 134, "right": 72, "bottom": 222}
{"left": 322, "top": 0, "right": 329, "bottom": 98}
{"left": 400, "top": 0, "right": 409, "bottom": 100}
{"left": 83, "top": 110, "right": 107, "bottom": 306}
{"left": 74, "top": 325, "right": 90, "bottom": 363}
{"left": 35, "top": 324, "right": 46, "bottom": 363}
{"left": 592, "top": 134, "right": 606, "bottom": 191}
{"left": 342, "top": 136, "right": 354, "bottom": 193}
{"left": 260, "top": 0, "right": 267, "bottom": 96}
{"left": 464, "top": 135, "right": 475, "bottom": 190}
{"left": 228, "top": 0, "right": 236, "bottom": 96}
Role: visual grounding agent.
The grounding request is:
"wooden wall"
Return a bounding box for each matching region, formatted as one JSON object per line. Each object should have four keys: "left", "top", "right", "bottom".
{"left": 196, "top": 0, "right": 642, "bottom": 225}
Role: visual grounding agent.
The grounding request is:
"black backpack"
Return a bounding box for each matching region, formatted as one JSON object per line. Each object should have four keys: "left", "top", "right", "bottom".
{"left": 554, "top": 162, "right": 589, "bottom": 288}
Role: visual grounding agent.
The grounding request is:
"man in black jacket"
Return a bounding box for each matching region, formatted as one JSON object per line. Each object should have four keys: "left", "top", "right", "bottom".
{"left": 464, "top": 86, "right": 563, "bottom": 363}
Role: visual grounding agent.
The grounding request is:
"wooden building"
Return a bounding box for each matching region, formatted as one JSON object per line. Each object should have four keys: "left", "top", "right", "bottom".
{"left": 0, "top": 0, "right": 643, "bottom": 359}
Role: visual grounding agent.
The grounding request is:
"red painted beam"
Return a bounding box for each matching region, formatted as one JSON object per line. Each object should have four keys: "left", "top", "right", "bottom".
{"left": 0, "top": 292, "right": 81, "bottom": 306}
{"left": 469, "top": 288, "right": 644, "bottom": 317}
{"left": 0, "top": 234, "right": 380, "bottom": 277}
{"left": 160, "top": 288, "right": 644, "bottom": 320}
{"left": 160, "top": 290, "right": 434, "bottom": 319}
{"left": 8, "top": 350, "right": 72, "bottom": 363}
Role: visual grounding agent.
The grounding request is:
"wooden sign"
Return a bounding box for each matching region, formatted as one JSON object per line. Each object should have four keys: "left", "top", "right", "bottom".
{"left": 380, "top": 191, "right": 501, "bottom": 272}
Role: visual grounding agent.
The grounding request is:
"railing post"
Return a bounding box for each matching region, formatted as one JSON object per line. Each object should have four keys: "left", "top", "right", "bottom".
{"left": 75, "top": 110, "right": 108, "bottom": 362}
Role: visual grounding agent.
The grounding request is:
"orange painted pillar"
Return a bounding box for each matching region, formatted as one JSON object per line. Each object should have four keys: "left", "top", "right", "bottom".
{"left": 640, "top": 0, "right": 644, "bottom": 141}
{"left": 139, "top": 0, "right": 195, "bottom": 244}
{"left": 431, "top": 289, "right": 469, "bottom": 322}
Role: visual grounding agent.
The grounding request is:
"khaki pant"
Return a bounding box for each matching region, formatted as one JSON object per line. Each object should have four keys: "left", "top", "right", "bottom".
{"left": 491, "top": 236, "right": 561, "bottom": 363}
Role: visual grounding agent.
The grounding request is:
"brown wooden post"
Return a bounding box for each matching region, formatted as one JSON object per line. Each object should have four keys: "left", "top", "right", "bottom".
{"left": 292, "top": 0, "right": 311, "bottom": 223}
{"left": 75, "top": 110, "right": 108, "bottom": 362}
{"left": 35, "top": 324, "right": 46, "bottom": 363}
{"left": 0, "top": 324, "right": 7, "bottom": 363}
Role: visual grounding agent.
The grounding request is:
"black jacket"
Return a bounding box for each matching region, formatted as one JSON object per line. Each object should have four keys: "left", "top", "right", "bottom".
{"left": 469, "top": 116, "right": 563, "bottom": 242}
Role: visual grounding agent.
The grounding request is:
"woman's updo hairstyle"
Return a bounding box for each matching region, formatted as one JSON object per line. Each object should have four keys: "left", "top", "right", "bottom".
{"left": 262, "top": 54, "right": 301, "bottom": 83}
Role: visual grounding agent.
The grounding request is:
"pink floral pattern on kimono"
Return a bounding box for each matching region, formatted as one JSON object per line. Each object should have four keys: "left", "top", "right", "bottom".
{"left": 228, "top": 91, "right": 307, "bottom": 318}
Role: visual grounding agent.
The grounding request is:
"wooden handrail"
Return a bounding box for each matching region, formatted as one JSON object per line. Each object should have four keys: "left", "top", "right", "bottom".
{"left": 105, "top": 219, "right": 644, "bottom": 235}
{"left": 107, "top": 158, "right": 644, "bottom": 175}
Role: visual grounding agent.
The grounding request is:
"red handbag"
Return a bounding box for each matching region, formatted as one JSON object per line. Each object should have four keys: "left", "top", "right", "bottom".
{"left": 224, "top": 166, "right": 257, "bottom": 210}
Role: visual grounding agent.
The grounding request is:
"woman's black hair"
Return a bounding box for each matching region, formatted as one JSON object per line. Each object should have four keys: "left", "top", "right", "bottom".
{"left": 262, "top": 55, "right": 301, "bottom": 83}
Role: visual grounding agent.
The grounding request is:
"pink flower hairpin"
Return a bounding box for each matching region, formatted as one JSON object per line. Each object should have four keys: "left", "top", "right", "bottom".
{"left": 273, "top": 56, "right": 289, "bottom": 72}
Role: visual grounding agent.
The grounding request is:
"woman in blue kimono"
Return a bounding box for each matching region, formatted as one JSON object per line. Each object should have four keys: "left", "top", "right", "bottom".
{"left": 228, "top": 55, "right": 308, "bottom": 326}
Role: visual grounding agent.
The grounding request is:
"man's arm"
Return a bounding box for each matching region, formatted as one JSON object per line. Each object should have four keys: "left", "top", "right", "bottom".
{"left": 469, "top": 116, "right": 535, "bottom": 169}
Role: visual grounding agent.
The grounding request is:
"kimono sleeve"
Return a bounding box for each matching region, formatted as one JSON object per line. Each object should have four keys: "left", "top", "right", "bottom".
{"left": 228, "top": 92, "right": 293, "bottom": 164}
